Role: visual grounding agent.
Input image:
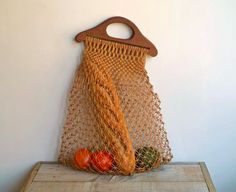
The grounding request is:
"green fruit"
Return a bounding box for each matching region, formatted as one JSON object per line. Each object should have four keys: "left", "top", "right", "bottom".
{"left": 135, "top": 147, "right": 160, "bottom": 170}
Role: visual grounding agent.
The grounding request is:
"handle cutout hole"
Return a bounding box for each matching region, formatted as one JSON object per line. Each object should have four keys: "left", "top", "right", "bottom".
{"left": 106, "top": 23, "right": 133, "bottom": 39}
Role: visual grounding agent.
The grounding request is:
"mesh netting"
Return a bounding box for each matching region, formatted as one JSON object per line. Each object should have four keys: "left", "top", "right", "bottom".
{"left": 58, "top": 36, "right": 172, "bottom": 175}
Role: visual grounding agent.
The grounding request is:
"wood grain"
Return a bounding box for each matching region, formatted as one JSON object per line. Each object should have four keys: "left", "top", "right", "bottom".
{"left": 34, "top": 164, "right": 205, "bottom": 182}
{"left": 28, "top": 181, "right": 209, "bottom": 192}
{"left": 22, "top": 162, "right": 215, "bottom": 192}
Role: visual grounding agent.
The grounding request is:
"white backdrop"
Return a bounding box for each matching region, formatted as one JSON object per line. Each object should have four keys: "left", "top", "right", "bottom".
{"left": 1, "top": 0, "right": 236, "bottom": 191}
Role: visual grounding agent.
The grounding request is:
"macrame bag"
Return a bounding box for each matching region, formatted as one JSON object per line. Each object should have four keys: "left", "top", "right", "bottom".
{"left": 59, "top": 17, "right": 172, "bottom": 175}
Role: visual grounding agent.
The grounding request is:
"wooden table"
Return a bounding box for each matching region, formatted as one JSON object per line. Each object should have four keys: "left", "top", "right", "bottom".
{"left": 21, "top": 162, "right": 215, "bottom": 192}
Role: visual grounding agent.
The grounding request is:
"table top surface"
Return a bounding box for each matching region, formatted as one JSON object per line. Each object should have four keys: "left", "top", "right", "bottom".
{"left": 21, "top": 162, "right": 215, "bottom": 192}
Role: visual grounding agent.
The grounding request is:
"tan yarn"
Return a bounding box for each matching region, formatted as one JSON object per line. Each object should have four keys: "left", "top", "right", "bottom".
{"left": 58, "top": 36, "right": 172, "bottom": 174}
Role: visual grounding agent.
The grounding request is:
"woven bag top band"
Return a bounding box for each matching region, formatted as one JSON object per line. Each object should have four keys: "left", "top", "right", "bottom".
{"left": 84, "top": 36, "right": 149, "bottom": 60}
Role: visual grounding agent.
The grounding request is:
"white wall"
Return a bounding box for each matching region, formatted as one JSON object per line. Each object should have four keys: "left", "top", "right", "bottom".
{"left": 0, "top": 0, "right": 236, "bottom": 191}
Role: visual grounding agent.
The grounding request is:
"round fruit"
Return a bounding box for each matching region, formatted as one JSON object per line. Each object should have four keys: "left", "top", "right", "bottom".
{"left": 135, "top": 147, "right": 160, "bottom": 170}
{"left": 74, "top": 148, "right": 91, "bottom": 169}
{"left": 91, "top": 151, "right": 113, "bottom": 172}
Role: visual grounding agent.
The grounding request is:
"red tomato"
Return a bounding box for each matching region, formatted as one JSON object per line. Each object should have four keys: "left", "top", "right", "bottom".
{"left": 91, "top": 151, "right": 113, "bottom": 172}
{"left": 74, "top": 148, "right": 91, "bottom": 169}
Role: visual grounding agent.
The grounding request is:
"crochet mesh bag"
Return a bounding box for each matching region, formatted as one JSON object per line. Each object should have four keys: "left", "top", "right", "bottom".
{"left": 58, "top": 36, "right": 172, "bottom": 175}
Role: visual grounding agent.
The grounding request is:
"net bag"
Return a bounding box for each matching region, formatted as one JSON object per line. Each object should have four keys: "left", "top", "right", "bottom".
{"left": 58, "top": 36, "right": 172, "bottom": 175}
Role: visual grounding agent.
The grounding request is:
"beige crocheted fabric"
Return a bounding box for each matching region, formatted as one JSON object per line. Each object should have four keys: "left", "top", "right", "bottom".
{"left": 58, "top": 36, "right": 172, "bottom": 175}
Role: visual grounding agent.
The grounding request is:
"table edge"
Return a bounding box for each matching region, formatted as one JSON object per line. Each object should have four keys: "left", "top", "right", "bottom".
{"left": 199, "top": 162, "right": 216, "bottom": 192}
{"left": 21, "top": 161, "right": 216, "bottom": 192}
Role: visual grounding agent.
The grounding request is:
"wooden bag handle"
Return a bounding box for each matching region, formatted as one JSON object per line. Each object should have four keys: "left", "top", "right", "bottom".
{"left": 75, "top": 16, "right": 158, "bottom": 57}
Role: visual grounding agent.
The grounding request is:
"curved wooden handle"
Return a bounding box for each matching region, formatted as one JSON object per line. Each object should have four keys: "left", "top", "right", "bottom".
{"left": 75, "top": 16, "right": 158, "bottom": 57}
